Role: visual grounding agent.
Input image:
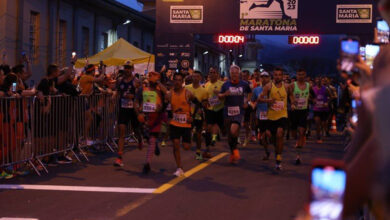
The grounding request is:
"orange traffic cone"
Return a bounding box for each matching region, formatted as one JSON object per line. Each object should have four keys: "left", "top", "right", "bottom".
{"left": 331, "top": 115, "right": 337, "bottom": 133}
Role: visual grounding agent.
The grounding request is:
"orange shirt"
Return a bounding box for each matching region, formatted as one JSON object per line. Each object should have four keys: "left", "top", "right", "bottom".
{"left": 170, "top": 88, "right": 191, "bottom": 128}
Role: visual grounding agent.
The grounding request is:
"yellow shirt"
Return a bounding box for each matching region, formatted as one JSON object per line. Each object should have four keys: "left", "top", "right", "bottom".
{"left": 205, "top": 80, "right": 224, "bottom": 111}
{"left": 185, "top": 84, "right": 207, "bottom": 102}
{"left": 79, "top": 74, "right": 94, "bottom": 95}
{"left": 267, "top": 83, "right": 288, "bottom": 121}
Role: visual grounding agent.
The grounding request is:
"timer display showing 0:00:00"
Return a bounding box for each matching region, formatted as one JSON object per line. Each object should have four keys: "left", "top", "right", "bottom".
{"left": 289, "top": 36, "right": 320, "bottom": 45}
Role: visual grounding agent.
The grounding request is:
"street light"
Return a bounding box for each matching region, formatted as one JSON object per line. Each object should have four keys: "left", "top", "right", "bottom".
{"left": 123, "top": 19, "right": 131, "bottom": 25}
{"left": 238, "top": 54, "right": 243, "bottom": 58}
{"left": 203, "top": 51, "right": 209, "bottom": 55}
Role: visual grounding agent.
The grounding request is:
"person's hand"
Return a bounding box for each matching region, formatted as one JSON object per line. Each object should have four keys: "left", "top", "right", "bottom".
{"left": 71, "top": 54, "right": 78, "bottom": 64}
{"left": 354, "top": 56, "right": 371, "bottom": 78}
{"left": 160, "top": 65, "right": 166, "bottom": 73}
{"left": 22, "top": 53, "right": 29, "bottom": 63}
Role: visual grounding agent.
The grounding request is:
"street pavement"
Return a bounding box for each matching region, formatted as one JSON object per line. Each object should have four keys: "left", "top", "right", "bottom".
{"left": 0, "top": 133, "right": 345, "bottom": 220}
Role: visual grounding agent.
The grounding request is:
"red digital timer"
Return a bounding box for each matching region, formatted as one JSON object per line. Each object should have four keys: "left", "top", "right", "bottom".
{"left": 217, "top": 35, "right": 245, "bottom": 44}
{"left": 288, "top": 36, "right": 320, "bottom": 45}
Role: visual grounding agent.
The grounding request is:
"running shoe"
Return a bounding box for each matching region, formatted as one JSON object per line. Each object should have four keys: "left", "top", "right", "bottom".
{"left": 233, "top": 149, "right": 241, "bottom": 161}
{"left": 195, "top": 153, "right": 203, "bottom": 161}
{"left": 113, "top": 158, "right": 124, "bottom": 167}
{"left": 251, "top": 135, "right": 257, "bottom": 142}
{"left": 143, "top": 163, "right": 151, "bottom": 174}
{"left": 86, "top": 139, "right": 95, "bottom": 146}
{"left": 154, "top": 142, "right": 160, "bottom": 156}
{"left": 242, "top": 138, "right": 248, "bottom": 147}
{"left": 173, "top": 168, "right": 184, "bottom": 177}
{"left": 262, "top": 152, "right": 270, "bottom": 161}
{"left": 0, "top": 171, "right": 14, "bottom": 179}
{"left": 57, "top": 156, "right": 73, "bottom": 164}
{"left": 202, "top": 152, "right": 212, "bottom": 159}
{"left": 275, "top": 164, "right": 283, "bottom": 171}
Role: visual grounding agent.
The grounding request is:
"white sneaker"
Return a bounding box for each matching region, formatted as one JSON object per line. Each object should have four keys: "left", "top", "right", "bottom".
{"left": 173, "top": 168, "right": 184, "bottom": 177}
{"left": 86, "top": 140, "right": 95, "bottom": 145}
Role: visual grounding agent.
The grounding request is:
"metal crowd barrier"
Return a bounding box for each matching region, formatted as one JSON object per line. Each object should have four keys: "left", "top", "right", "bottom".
{"left": 0, "top": 93, "right": 139, "bottom": 176}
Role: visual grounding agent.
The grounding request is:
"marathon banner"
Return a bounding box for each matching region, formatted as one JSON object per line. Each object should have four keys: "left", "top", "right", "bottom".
{"left": 156, "top": 0, "right": 378, "bottom": 35}
{"left": 240, "top": 0, "right": 299, "bottom": 32}
{"left": 155, "top": 33, "right": 194, "bottom": 71}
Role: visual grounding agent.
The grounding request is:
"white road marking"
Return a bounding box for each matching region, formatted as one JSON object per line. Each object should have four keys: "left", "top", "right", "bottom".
{"left": 0, "top": 184, "right": 156, "bottom": 194}
{"left": 1, "top": 218, "right": 38, "bottom": 220}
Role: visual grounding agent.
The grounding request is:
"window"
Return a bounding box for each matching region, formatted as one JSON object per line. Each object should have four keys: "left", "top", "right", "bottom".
{"left": 82, "top": 27, "right": 89, "bottom": 57}
{"left": 101, "top": 33, "right": 108, "bottom": 51}
{"left": 58, "top": 20, "right": 67, "bottom": 66}
{"left": 29, "top": 11, "right": 40, "bottom": 63}
{"left": 133, "top": 41, "right": 139, "bottom": 47}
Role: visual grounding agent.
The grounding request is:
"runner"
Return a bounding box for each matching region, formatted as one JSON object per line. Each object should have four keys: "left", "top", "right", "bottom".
{"left": 290, "top": 69, "right": 311, "bottom": 165}
{"left": 241, "top": 70, "right": 253, "bottom": 147}
{"left": 258, "top": 67, "right": 294, "bottom": 170}
{"left": 137, "top": 71, "right": 166, "bottom": 174}
{"left": 185, "top": 71, "right": 209, "bottom": 160}
{"left": 204, "top": 67, "right": 225, "bottom": 148}
{"left": 168, "top": 72, "right": 197, "bottom": 176}
{"left": 113, "top": 64, "right": 142, "bottom": 167}
{"left": 252, "top": 71, "right": 272, "bottom": 160}
{"left": 219, "top": 65, "right": 251, "bottom": 164}
{"left": 312, "top": 77, "right": 331, "bottom": 144}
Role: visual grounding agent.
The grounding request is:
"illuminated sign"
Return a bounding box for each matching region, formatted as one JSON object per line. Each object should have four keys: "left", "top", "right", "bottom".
{"left": 288, "top": 35, "right": 320, "bottom": 45}
{"left": 217, "top": 35, "right": 245, "bottom": 44}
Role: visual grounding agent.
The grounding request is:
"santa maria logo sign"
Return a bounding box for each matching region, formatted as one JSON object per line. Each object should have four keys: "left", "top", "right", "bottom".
{"left": 336, "top": 4, "right": 372, "bottom": 23}
{"left": 240, "top": 0, "right": 298, "bottom": 32}
{"left": 170, "top": 5, "right": 203, "bottom": 23}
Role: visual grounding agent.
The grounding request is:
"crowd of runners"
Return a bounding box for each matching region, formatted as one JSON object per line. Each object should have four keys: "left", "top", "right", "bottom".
{"left": 113, "top": 64, "right": 347, "bottom": 176}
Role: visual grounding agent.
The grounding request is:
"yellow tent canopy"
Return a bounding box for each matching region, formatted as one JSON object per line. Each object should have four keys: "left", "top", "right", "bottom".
{"left": 75, "top": 38, "right": 155, "bottom": 68}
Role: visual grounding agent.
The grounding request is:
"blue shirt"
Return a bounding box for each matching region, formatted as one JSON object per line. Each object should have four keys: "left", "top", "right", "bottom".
{"left": 252, "top": 86, "right": 268, "bottom": 119}
{"left": 220, "top": 80, "right": 251, "bottom": 117}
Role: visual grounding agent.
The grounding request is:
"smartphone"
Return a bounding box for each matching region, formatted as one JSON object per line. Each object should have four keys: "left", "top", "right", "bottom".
{"left": 310, "top": 159, "right": 346, "bottom": 220}
{"left": 359, "top": 46, "right": 366, "bottom": 61}
{"left": 377, "top": 20, "right": 389, "bottom": 44}
{"left": 12, "top": 82, "right": 17, "bottom": 92}
{"left": 365, "top": 44, "right": 380, "bottom": 69}
{"left": 72, "top": 52, "right": 77, "bottom": 58}
{"left": 340, "top": 37, "right": 359, "bottom": 72}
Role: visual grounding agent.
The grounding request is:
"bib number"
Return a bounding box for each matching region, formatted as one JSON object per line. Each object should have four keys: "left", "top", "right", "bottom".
{"left": 166, "top": 103, "right": 172, "bottom": 111}
{"left": 208, "top": 96, "right": 220, "bottom": 107}
{"left": 315, "top": 101, "right": 324, "bottom": 108}
{"left": 173, "top": 113, "right": 187, "bottom": 124}
{"left": 121, "top": 99, "right": 134, "bottom": 109}
{"left": 143, "top": 102, "right": 156, "bottom": 112}
{"left": 296, "top": 98, "right": 307, "bottom": 109}
{"left": 259, "top": 111, "right": 268, "bottom": 120}
{"left": 271, "top": 101, "right": 284, "bottom": 111}
{"left": 228, "top": 106, "right": 240, "bottom": 116}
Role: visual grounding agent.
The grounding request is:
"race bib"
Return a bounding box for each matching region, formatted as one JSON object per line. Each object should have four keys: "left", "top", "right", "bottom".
{"left": 228, "top": 106, "right": 240, "bottom": 116}
{"left": 315, "top": 101, "right": 324, "bottom": 107}
{"left": 143, "top": 102, "right": 157, "bottom": 112}
{"left": 271, "top": 101, "right": 284, "bottom": 111}
{"left": 296, "top": 98, "right": 307, "bottom": 109}
{"left": 121, "top": 99, "right": 133, "bottom": 109}
{"left": 229, "top": 87, "right": 243, "bottom": 96}
{"left": 173, "top": 113, "right": 187, "bottom": 124}
{"left": 259, "top": 111, "right": 268, "bottom": 120}
{"left": 208, "top": 96, "right": 221, "bottom": 107}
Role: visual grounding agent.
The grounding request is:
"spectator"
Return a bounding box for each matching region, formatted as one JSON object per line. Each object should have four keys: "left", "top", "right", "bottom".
{"left": 79, "top": 64, "right": 105, "bottom": 95}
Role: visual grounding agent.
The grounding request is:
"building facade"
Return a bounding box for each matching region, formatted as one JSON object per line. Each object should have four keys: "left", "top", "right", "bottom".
{"left": 0, "top": 0, "right": 155, "bottom": 82}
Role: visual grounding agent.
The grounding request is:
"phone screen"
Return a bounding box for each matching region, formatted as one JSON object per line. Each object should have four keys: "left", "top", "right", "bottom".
{"left": 12, "top": 82, "right": 17, "bottom": 92}
{"left": 340, "top": 39, "right": 359, "bottom": 72}
{"left": 377, "top": 20, "right": 389, "bottom": 44}
{"left": 310, "top": 166, "right": 346, "bottom": 220}
{"left": 359, "top": 47, "right": 366, "bottom": 61}
{"left": 365, "top": 44, "right": 380, "bottom": 69}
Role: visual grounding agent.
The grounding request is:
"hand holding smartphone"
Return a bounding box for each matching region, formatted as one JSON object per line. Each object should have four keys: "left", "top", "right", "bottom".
{"left": 310, "top": 159, "right": 346, "bottom": 220}
{"left": 340, "top": 37, "right": 360, "bottom": 72}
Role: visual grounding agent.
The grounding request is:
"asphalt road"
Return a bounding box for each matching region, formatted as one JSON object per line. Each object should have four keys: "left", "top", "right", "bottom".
{"left": 0, "top": 133, "right": 345, "bottom": 220}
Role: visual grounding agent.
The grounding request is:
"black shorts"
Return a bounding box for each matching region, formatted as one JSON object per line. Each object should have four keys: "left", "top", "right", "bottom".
{"left": 118, "top": 108, "right": 139, "bottom": 128}
{"left": 269, "top": 118, "right": 288, "bottom": 134}
{"left": 244, "top": 107, "right": 252, "bottom": 122}
{"left": 205, "top": 109, "right": 224, "bottom": 128}
{"left": 314, "top": 111, "right": 329, "bottom": 121}
{"left": 257, "top": 119, "right": 269, "bottom": 133}
{"left": 291, "top": 110, "right": 308, "bottom": 129}
{"left": 192, "top": 119, "right": 203, "bottom": 132}
{"left": 170, "top": 125, "right": 191, "bottom": 143}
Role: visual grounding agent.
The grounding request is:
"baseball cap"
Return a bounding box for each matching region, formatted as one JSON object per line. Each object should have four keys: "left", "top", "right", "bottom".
{"left": 260, "top": 71, "right": 270, "bottom": 77}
